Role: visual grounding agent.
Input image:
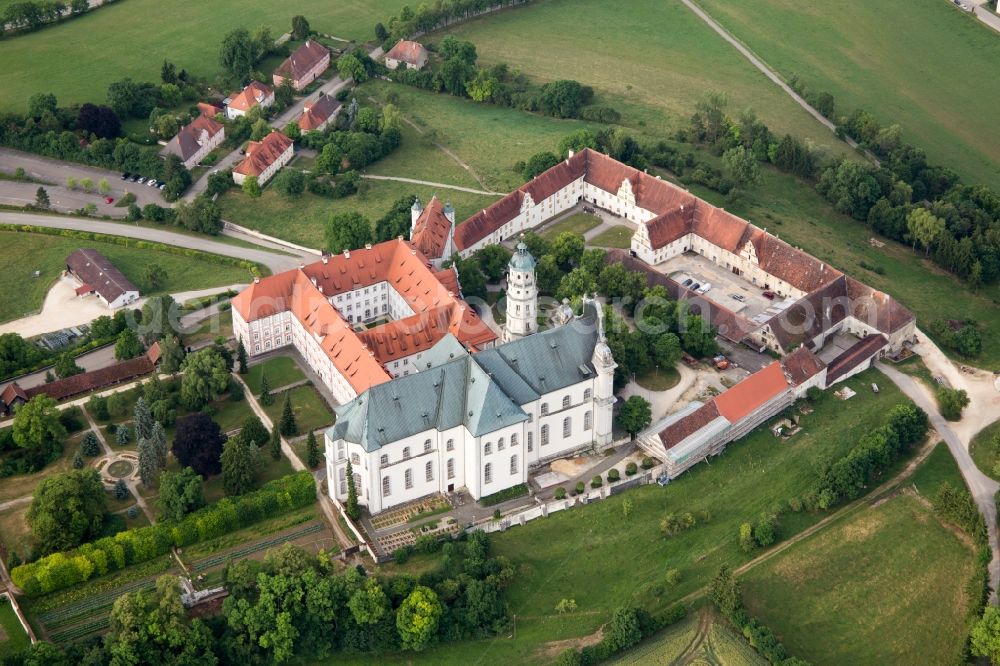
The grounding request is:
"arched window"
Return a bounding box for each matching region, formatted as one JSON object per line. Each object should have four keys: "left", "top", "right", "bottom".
{"left": 562, "top": 395, "right": 570, "bottom": 409}
{"left": 510, "top": 454, "right": 518, "bottom": 475}
{"left": 425, "top": 461, "right": 433, "bottom": 482}
{"left": 380, "top": 454, "right": 388, "bottom": 467}
{"left": 541, "top": 425, "right": 549, "bottom": 446}
{"left": 446, "top": 439, "right": 454, "bottom": 451}
{"left": 350, "top": 453, "right": 360, "bottom": 465}
{"left": 405, "top": 469, "right": 413, "bottom": 489}
{"left": 484, "top": 441, "right": 492, "bottom": 455}
{"left": 540, "top": 403, "right": 548, "bottom": 415}
{"left": 584, "top": 411, "right": 593, "bottom": 431}
{"left": 527, "top": 432, "right": 533, "bottom": 451}
{"left": 447, "top": 458, "right": 455, "bottom": 479}
{"left": 484, "top": 463, "right": 493, "bottom": 484}
{"left": 498, "top": 437, "right": 505, "bottom": 451}
{"left": 338, "top": 467, "right": 346, "bottom": 495}
{"left": 424, "top": 439, "right": 432, "bottom": 453}
{"left": 563, "top": 417, "right": 571, "bottom": 438}
{"left": 511, "top": 433, "right": 519, "bottom": 447}
{"left": 382, "top": 476, "right": 391, "bottom": 497}
{"left": 584, "top": 388, "right": 592, "bottom": 401}
{"left": 402, "top": 447, "right": 411, "bottom": 460}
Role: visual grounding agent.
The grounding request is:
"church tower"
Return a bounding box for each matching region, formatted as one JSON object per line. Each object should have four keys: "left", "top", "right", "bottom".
{"left": 502, "top": 239, "right": 538, "bottom": 342}
{"left": 585, "top": 295, "right": 617, "bottom": 446}
{"left": 409, "top": 197, "right": 423, "bottom": 236}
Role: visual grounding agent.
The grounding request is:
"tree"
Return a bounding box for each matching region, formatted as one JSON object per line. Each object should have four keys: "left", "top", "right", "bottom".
{"left": 275, "top": 79, "right": 295, "bottom": 107}
{"left": 12, "top": 394, "right": 65, "bottom": 450}
{"left": 722, "top": 146, "right": 762, "bottom": 189}
{"left": 653, "top": 332, "right": 682, "bottom": 368}
{"left": 27, "top": 92, "right": 57, "bottom": 119}
{"left": 937, "top": 387, "right": 970, "bottom": 421}
{"left": 236, "top": 340, "right": 249, "bottom": 374}
{"left": 114, "top": 478, "right": 130, "bottom": 500}
{"left": 259, "top": 370, "right": 274, "bottom": 406}
{"left": 81, "top": 431, "right": 100, "bottom": 457}
{"left": 151, "top": 421, "right": 168, "bottom": 468}
{"left": 54, "top": 351, "right": 83, "bottom": 378}
{"left": 116, "top": 423, "right": 131, "bottom": 446}
{"left": 158, "top": 467, "right": 204, "bottom": 520}
{"left": 738, "top": 522, "right": 755, "bottom": 552}
{"left": 98, "top": 178, "right": 111, "bottom": 196}
{"left": 240, "top": 415, "right": 269, "bottom": 448}
{"left": 242, "top": 174, "right": 262, "bottom": 197}
{"left": 34, "top": 186, "right": 50, "bottom": 209}
{"left": 172, "top": 413, "right": 225, "bottom": 477}
{"left": 219, "top": 28, "right": 256, "bottom": 83}
{"left": 906, "top": 208, "right": 945, "bottom": 255}
{"left": 753, "top": 512, "right": 778, "bottom": 547}
{"left": 159, "top": 334, "right": 185, "bottom": 374}
{"left": 80, "top": 177, "right": 94, "bottom": 192}
{"left": 106, "top": 575, "right": 218, "bottom": 665}
{"left": 140, "top": 294, "right": 179, "bottom": 345}
{"left": 27, "top": 469, "right": 106, "bottom": 553}
{"left": 314, "top": 142, "right": 343, "bottom": 176}
{"left": 133, "top": 396, "right": 153, "bottom": 442}
{"left": 349, "top": 576, "right": 389, "bottom": 626}
{"left": 473, "top": 245, "right": 512, "bottom": 282}
{"left": 558, "top": 129, "right": 599, "bottom": 156}
{"left": 272, "top": 168, "right": 306, "bottom": 198}
{"left": 549, "top": 231, "right": 586, "bottom": 272}
{"left": 291, "top": 15, "right": 311, "bottom": 40}
{"left": 396, "top": 585, "right": 443, "bottom": 651}
{"left": 606, "top": 607, "right": 642, "bottom": 652}
{"left": 971, "top": 607, "right": 1000, "bottom": 664}
{"left": 279, "top": 392, "right": 298, "bottom": 436}
{"left": 137, "top": 436, "right": 160, "bottom": 486}
{"left": 539, "top": 80, "right": 589, "bottom": 118}
{"left": 709, "top": 565, "right": 742, "bottom": 619}
{"left": 374, "top": 22, "right": 388, "bottom": 42}
{"left": 174, "top": 197, "right": 222, "bottom": 234}
{"left": 180, "top": 347, "right": 230, "bottom": 409}
{"left": 337, "top": 53, "right": 367, "bottom": 82}
{"left": 446, "top": 254, "right": 487, "bottom": 300}
{"left": 618, "top": 396, "right": 652, "bottom": 439}
{"left": 522, "top": 151, "right": 559, "bottom": 180}
{"left": 221, "top": 434, "right": 259, "bottom": 495}
{"left": 269, "top": 426, "right": 282, "bottom": 461}
{"left": 326, "top": 211, "right": 374, "bottom": 254}
{"left": 345, "top": 459, "right": 360, "bottom": 519}
{"left": 306, "top": 430, "right": 321, "bottom": 468}
{"left": 160, "top": 60, "right": 177, "bottom": 84}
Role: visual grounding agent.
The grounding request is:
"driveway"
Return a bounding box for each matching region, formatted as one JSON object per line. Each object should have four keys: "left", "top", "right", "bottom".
{"left": 0, "top": 211, "right": 305, "bottom": 273}
{"left": 0, "top": 148, "right": 165, "bottom": 207}
{"left": 0, "top": 181, "right": 126, "bottom": 216}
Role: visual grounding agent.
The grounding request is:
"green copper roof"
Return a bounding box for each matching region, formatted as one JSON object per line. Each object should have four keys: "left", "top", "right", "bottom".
{"left": 509, "top": 242, "right": 536, "bottom": 272}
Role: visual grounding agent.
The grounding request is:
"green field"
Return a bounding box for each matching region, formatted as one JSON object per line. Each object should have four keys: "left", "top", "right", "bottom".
{"left": 608, "top": 611, "right": 767, "bottom": 665}
{"left": 245, "top": 356, "right": 307, "bottom": 395}
{"left": 435, "top": 0, "right": 845, "bottom": 154}
{"left": 262, "top": 384, "right": 334, "bottom": 434}
{"left": 970, "top": 421, "right": 1000, "bottom": 481}
{"left": 217, "top": 177, "right": 499, "bottom": 250}
{"left": 331, "top": 369, "right": 925, "bottom": 664}
{"left": 741, "top": 491, "right": 974, "bottom": 665}
{"left": 590, "top": 226, "right": 634, "bottom": 249}
{"left": 0, "top": 0, "right": 409, "bottom": 112}
{"left": 0, "top": 231, "right": 254, "bottom": 323}
{"left": 0, "top": 597, "right": 31, "bottom": 657}
{"left": 693, "top": 0, "right": 1000, "bottom": 187}
{"left": 364, "top": 119, "right": 485, "bottom": 190}
{"left": 540, "top": 213, "right": 601, "bottom": 239}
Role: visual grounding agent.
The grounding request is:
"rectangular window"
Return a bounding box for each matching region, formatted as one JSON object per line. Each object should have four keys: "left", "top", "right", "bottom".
{"left": 405, "top": 469, "right": 413, "bottom": 489}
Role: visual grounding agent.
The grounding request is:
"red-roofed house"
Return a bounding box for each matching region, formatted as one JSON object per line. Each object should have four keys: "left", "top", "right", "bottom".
{"left": 232, "top": 131, "right": 294, "bottom": 186}
{"left": 273, "top": 40, "right": 331, "bottom": 91}
{"left": 410, "top": 196, "right": 456, "bottom": 264}
{"left": 297, "top": 93, "right": 342, "bottom": 132}
{"left": 159, "top": 114, "right": 225, "bottom": 169}
{"left": 225, "top": 81, "right": 274, "bottom": 119}
{"left": 385, "top": 40, "right": 428, "bottom": 70}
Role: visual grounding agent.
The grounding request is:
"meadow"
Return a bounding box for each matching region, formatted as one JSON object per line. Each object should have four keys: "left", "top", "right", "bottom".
{"left": 970, "top": 421, "right": 1000, "bottom": 481}
{"left": 0, "top": 231, "right": 254, "bottom": 323}
{"left": 693, "top": 0, "right": 1000, "bottom": 187}
{"left": 0, "top": 0, "right": 409, "bottom": 112}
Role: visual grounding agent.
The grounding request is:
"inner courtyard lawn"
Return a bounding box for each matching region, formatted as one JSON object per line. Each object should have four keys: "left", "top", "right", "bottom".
{"left": 693, "top": 0, "right": 1000, "bottom": 187}
{"left": 262, "top": 384, "right": 335, "bottom": 434}
{"left": 327, "top": 369, "right": 932, "bottom": 665}
{"left": 245, "top": 356, "right": 307, "bottom": 395}
{"left": 589, "top": 226, "right": 634, "bottom": 249}
{"left": 0, "top": 231, "right": 254, "bottom": 323}
{"left": 0, "top": 0, "right": 411, "bottom": 112}
{"left": 540, "top": 213, "right": 601, "bottom": 239}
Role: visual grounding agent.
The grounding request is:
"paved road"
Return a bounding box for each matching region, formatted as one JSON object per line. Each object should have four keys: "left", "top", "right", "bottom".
{"left": 0, "top": 211, "right": 306, "bottom": 274}
{"left": 361, "top": 174, "right": 503, "bottom": 196}
{"left": 0, "top": 180, "right": 125, "bottom": 216}
{"left": 877, "top": 360, "right": 1000, "bottom": 602}
{"left": 0, "top": 148, "right": 165, "bottom": 207}
{"left": 966, "top": 0, "right": 1000, "bottom": 33}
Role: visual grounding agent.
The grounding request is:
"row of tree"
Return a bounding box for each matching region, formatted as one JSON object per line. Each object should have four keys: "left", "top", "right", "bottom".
{"left": 1, "top": 0, "right": 109, "bottom": 35}
{"left": 375, "top": 0, "right": 533, "bottom": 46}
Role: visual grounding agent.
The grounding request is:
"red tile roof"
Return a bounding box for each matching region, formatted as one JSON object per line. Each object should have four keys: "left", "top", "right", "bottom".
{"left": 713, "top": 361, "right": 789, "bottom": 423}
{"left": 659, "top": 401, "right": 722, "bottom": 449}
{"left": 411, "top": 196, "right": 452, "bottom": 259}
{"left": 0, "top": 382, "right": 28, "bottom": 411}
{"left": 197, "top": 102, "right": 223, "bottom": 118}
{"left": 274, "top": 40, "right": 330, "bottom": 82}
{"left": 231, "top": 239, "right": 497, "bottom": 395}
{"left": 228, "top": 81, "right": 272, "bottom": 112}
{"left": 234, "top": 131, "right": 293, "bottom": 177}
{"left": 780, "top": 346, "right": 826, "bottom": 386}
{"left": 386, "top": 40, "right": 428, "bottom": 66}
{"left": 19, "top": 347, "right": 159, "bottom": 404}
{"left": 825, "top": 334, "right": 888, "bottom": 384}
{"left": 66, "top": 249, "right": 137, "bottom": 304}
{"left": 297, "top": 93, "right": 341, "bottom": 131}
{"left": 161, "top": 114, "right": 224, "bottom": 163}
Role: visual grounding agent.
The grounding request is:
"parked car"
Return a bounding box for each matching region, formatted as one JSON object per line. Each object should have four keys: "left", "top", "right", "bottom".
{"left": 158, "top": 183, "right": 166, "bottom": 190}
{"left": 682, "top": 278, "right": 693, "bottom": 287}
{"left": 104, "top": 196, "right": 114, "bottom": 204}
{"left": 657, "top": 473, "right": 670, "bottom": 487}
{"left": 696, "top": 282, "right": 712, "bottom": 294}
{"left": 146, "top": 179, "right": 158, "bottom": 187}
{"left": 120, "top": 172, "right": 129, "bottom": 180}
{"left": 731, "top": 294, "right": 745, "bottom": 302}
{"left": 689, "top": 282, "right": 701, "bottom": 291}
{"left": 136, "top": 177, "right": 146, "bottom": 184}
{"left": 871, "top": 383, "right": 879, "bottom": 393}
{"left": 762, "top": 291, "right": 775, "bottom": 300}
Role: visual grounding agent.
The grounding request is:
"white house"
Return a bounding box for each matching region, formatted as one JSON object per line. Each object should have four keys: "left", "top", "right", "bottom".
{"left": 384, "top": 40, "right": 429, "bottom": 70}
{"left": 158, "top": 114, "right": 225, "bottom": 169}
{"left": 225, "top": 81, "right": 274, "bottom": 120}
{"left": 232, "top": 130, "right": 294, "bottom": 186}
{"left": 66, "top": 249, "right": 139, "bottom": 309}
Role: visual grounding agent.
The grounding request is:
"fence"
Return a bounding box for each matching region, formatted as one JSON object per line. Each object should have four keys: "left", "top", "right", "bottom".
{"left": 223, "top": 221, "right": 322, "bottom": 257}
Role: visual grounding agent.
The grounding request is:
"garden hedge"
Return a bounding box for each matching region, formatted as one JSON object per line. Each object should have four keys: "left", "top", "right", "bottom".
{"left": 12, "top": 471, "right": 315, "bottom": 596}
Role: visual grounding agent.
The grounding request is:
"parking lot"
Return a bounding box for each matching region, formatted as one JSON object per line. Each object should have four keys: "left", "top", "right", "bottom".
{"left": 657, "top": 253, "right": 793, "bottom": 323}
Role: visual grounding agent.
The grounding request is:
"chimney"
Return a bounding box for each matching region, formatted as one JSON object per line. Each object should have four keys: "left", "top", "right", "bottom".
{"left": 344, "top": 249, "right": 350, "bottom": 259}
{"left": 253, "top": 277, "right": 260, "bottom": 284}
{"left": 321, "top": 255, "right": 328, "bottom": 264}
{"left": 365, "top": 243, "right": 372, "bottom": 250}
{"left": 311, "top": 276, "right": 317, "bottom": 286}
{"left": 298, "top": 262, "right": 305, "bottom": 270}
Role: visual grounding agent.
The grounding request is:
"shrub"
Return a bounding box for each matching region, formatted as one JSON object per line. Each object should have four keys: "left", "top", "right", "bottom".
{"left": 554, "top": 487, "right": 567, "bottom": 500}
{"left": 574, "top": 481, "right": 585, "bottom": 495}
{"left": 641, "top": 457, "right": 655, "bottom": 470}
{"left": 59, "top": 406, "right": 84, "bottom": 433}
{"left": 126, "top": 506, "right": 138, "bottom": 519}
{"left": 590, "top": 475, "right": 603, "bottom": 489}
{"left": 607, "top": 468, "right": 620, "bottom": 482}
{"left": 787, "top": 497, "right": 802, "bottom": 512}
{"left": 393, "top": 545, "right": 412, "bottom": 565}
{"left": 806, "top": 386, "right": 823, "bottom": 402}
{"left": 625, "top": 462, "right": 638, "bottom": 476}
{"left": 478, "top": 483, "right": 528, "bottom": 506}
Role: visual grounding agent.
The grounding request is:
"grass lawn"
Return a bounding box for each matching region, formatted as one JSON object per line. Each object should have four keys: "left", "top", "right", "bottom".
{"left": 0, "top": 504, "right": 32, "bottom": 564}
{"left": 262, "top": 384, "right": 335, "bottom": 434}
{"left": 0, "top": 0, "right": 411, "bottom": 112}
{"left": 217, "top": 177, "right": 499, "bottom": 250}
{"left": 741, "top": 492, "right": 974, "bottom": 665}
{"left": 245, "top": 356, "right": 307, "bottom": 395}
{"left": 634, "top": 366, "right": 681, "bottom": 392}
{"left": 970, "top": 421, "right": 1000, "bottom": 482}
{"left": 609, "top": 610, "right": 767, "bottom": 665}
{"left": 0, "top": 439, "right": 75, "bottom": 504}
{"left": 291, "top": 432, "right": 326, "bottom": 470}
{"left": 693, "top": 0, "right": 1000, "bottom": 187}
{"left": 342, "top": 368, "right": 917, "bottom": 664}
{"left": 910, "top": 441, "right": 967, "bottom": 498}
{"left": 183, "top": 310, "right": 234, "bottom": 347}
{"left": 202, "top": 452, "right": 295, "bottom": 504}
{"left": 0, "top": 230, "right": 254, "bottom": 323}
{"left": 434, "top": 0, "right": 845, "bottom": 155}
{"left": 210, "top": 396, "right": 256, "bottom": 434}
{"left": 364, "top": 118, "right": 484, "bottom": 190}
{"left": 0, "top": 597, "right": 30, "bottom": 658}
{"left": 589, "top": 226, "right": 633, "bottom": 249}
{"left": 539, "top": 212, "right": 601, "bottom": 239}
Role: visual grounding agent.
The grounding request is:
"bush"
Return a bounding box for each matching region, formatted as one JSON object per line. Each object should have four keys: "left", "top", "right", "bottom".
{"left": 478, "top": 483, "right": 528, "bottom": 507}
{"left": 625, "top": 462, "right": 638, "bottom": 476}
{"left": 806, "top": 386, "right": 822, "bottom": 402}
{"left": 607, "top": 468, "right": 620, "bottom": 482}
{"left": 554, "top": 487, "right": 567, "bottom": 500}
{"left": 393, "top": 545, "right": 412, "bottom": 565}
{"left": 937, "top": 387, "right": 969, "bottom": 421}
{"left": 59, "top": 406, "right": 84, "bottom": 433}
{"left": 574, "top": 481, "right": 585, "bottom": 495}
{"left": 590, "top": 475, "right": 602, "bottom": 489}
{"left": 641, "top": 457, "right": 655, "bottom": 470}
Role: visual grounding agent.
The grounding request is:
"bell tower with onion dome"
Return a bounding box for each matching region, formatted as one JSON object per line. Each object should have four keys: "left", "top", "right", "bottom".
{"left": 502, "top": 239, "right": 538, "bottom": 342}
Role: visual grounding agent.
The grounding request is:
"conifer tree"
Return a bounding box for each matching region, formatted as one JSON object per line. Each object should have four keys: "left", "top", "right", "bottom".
{"left": 259, "top": 370, "right": 273, "bottom": 406}
{"left": 346, "top": 459, "right": 360, "bottom": 520}
{"left": 133, "top": 397, "right": 153, "bottom": 441}
{"left": 113, "top": 478, "right": 129, "bottom": 500}
{"left": 269, "top": 426, "right": 282, "bottom": 461}
{"left": 306, "top": 430, "right": 320, "bottom": 468}
{"left": 137, "top": 436, "right": 159, "bottom": 486}
{"left": 81, "top": 431, "right": 101, "bottom": 457}
{"left": 237, "top": 340, "right": 249, "bottom": 374}
{"left": 221, "top": 434, "right": 259, "bottom": 495}
{"left": 150, "top": 421, "right": 168, "bottom": 468}
{"left": 279, "top": 392, "right": 297, "bottom": 437}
